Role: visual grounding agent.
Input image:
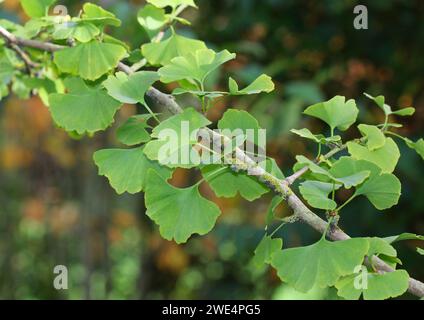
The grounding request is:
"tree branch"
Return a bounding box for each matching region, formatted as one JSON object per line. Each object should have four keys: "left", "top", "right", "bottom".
{"left": 1, "top": 28, "right": 423, "bottom": 298}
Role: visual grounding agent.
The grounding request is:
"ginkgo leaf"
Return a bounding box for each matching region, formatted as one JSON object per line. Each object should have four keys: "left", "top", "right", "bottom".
{"left": 367, "top": 237, "right": 397, "bottom": 259}
{"left": 336, "top": 270, "right": 409, "bottom": 300}
{"left": 52, "top": 21, "right": 100, "bottom": 43}
{"left": 347, "top": 138, "right": 400, "bottom": 173}
{"left": 266, "top": 196, "right": 283, "bottom": 226}
{"left": 290, "top": 128, "right": 341, "bottom": 144}
{"left": 358, "top": 124, "right": 386, "bottom": 151}
{"left": 144, "top": 108, "right": 210, "bottom": 168}
{"left": 103, "top": 71, "right": 159, "bottom": 105}
{"left": 20, "top": 0, "right": 56, "bottom": 18}
{"left": 147, "top": 0, "right": 197, "bottom": 9}
{"left": 364, "top": 93, "right": 415, "bottom": 117}
{"left": 201, "top": 165, "right": 269, "bottom": 201}
{"left": 137, "top": 4, "right": 168, "bottom": 39}
{"left": 93, "top": 147, "right": 172, "bottom": 194}
{"left": 158, "top": 49, "right": 236, "bottom": 87}
{"left": 142, "top": 33, "right": 207, "bottom": 66}
{"left": 48, "top": 77, "right": 122, "bottom": 134}
{"left": 405, "top": 138, "right": 424, "bottom": 160}
{"left": 81, "top": 2, "right": 121, "bottom": 27}
{"left": 303, "top": 96, "right": 359, "bottom": 132}
{"left": 116, "top": 114, "right": 153, "bottom": 146}
{"left": 228, "top": 74, "right": 275, "bottom": 95}
{"left": 329, "top": 157, "right": 373, "bottom": 189}
{"left": 218, "top": 109, "right": 261, "bottom": 145}
{"left": 391, "top": 107, "right": 415, "bottom": 116}
{"left": 417, "top": 248, "right": 424, "bottom": 255}
{"left": 271, "top": 238, "right": 369, "bottom": 293}
{"left": 252, "top": 235, "right": 283, "bottom": 268}
{"left": 354, "top": 172, "right": 401, "bottom": 210}
{"left": 54, "top": 41, "right": 127, "bottom": 81}
{"left": 145, "top": 170, "right": 221, "bottom": 244}
{"left": 384, "top": 233, "right": 424, "bottom": 244}
{"left": 299, "top": 181, "right": 341, "bottom": 210}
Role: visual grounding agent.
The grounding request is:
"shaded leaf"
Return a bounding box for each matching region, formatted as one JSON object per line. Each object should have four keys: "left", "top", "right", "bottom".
{"left": 52, "top": 21, "right": 100, "bottom": 43}
{"left": 116, "top": 114, "right": 153, "bottom": 146}
{"left": 299, "top": 181, "right": 341, "bottom": 210}
{"left": 252, "top": 236, "right": 283, "bottom": 268}
{"left": 384, "top": 233, "right": 424, "bottom": 244}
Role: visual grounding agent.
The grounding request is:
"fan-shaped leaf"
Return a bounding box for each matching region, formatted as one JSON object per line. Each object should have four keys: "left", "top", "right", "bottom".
{"left": 145, "top": 170, "right": 221, "bottom": 244}
{"left": 52, "top": 21, "right": 100, "bottom": 43}
{"left": 358, "top": 124, "right": 386, "bottom": 151}
{"left": 116, "top": 114, "right": 153, "bottom": 146}
{"left": 147, "top": 0, "right": 197, "bottom": 9}
{"left": 228, "top": 74, "right": 274, "bottom": 95}
{"left": 48, "top": 77, "right": 122, "bottom": 134}
{"left": 252, "top": 236, "right": 283, "bottom": 268}
{"left": 299, "top": 181, "right": 341, "bottom": 210}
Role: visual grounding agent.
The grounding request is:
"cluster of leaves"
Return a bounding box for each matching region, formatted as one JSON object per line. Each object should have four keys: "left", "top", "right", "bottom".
{"left": 1, "top": 0, "right": 423, "bottom": 300}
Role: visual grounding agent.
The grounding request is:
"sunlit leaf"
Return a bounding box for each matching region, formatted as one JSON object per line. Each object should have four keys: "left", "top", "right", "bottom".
{"left": 48, "top": 77, "right": 122, "bottom": 134}
{"left": 54, "top": 41, "right": 127, "bottom": 81}
{"left": 137, "top": 4, "right": 168, "bottom": 39}
{"left": 20, "top": 0, "right": 56, "bottom": 18}
{"left": 142, "top": 33, "right": 206, "bottom": 66}
{"left": 358, "top": 124, "right": 386, "bottom": 151}
{"left": 405, "top": 138, "right": 424, "bottom": 160}
{"left": 52, "top": 21, "right": 100, "bottom": 43}
{"left": 347, "top": 138, "right": 400, "bottom": 173}
{"left": 147, "top": 0, "right": 197, "bottom": 9}
{"left": 228, "top": 74, "right": 274, "bottom": 95}
{"left": 81, "top": 2, "right": 121, "bottom": 27}
{"left": 303, "top": 96, "right": 359, "bottom": 132}
{"left": 145, "top": 170, "right": 221, "bottom": 244}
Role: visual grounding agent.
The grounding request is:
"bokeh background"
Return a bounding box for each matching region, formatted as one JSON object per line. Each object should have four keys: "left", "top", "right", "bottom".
{"left": 0, "top": 0, "right": 423, "bottom": 299}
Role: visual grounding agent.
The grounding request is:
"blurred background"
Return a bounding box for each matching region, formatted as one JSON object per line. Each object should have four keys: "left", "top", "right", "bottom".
{"left": 0, "top": 0, "right": 423, "bottom": 299}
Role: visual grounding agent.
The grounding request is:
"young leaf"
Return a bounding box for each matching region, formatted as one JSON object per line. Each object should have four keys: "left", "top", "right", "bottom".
{"left": 142, "top": 33, "right": 207, "bottom": 66}
{"left": 137, "top": 4, "right": 168, "bottom": 39}
{"left": 391, "top": 107, "right": 415, "bottom": 116}
{"left": 52, "top": 21, "right": 100, "bottom": 43}
{"left": 347, "top": 138, "right": 400, "bottom": 173}
{"left": 201, "top": 165, "right": 269, "bottom": 201}
{"left": 228, "top": 74, "right": 274, "bottom": 95}
{"left": 329, "top": 157, "right": 374, "bottom": 189}
{"left": 20, "top": 0, "right": 56, "bottom": 18}
{"left": 336, "top": 270, "right": 409, "bottom": 300}
{"left": 54, "top": 41, "right": 127, "bottom": 81}
{"left": 81, "top": 2, "right": 121, "bottom": 27}
{"left": 252, "top": 236, "right": 283, "bottom": 268}
{"left": 271, "top": 238, "right": 369, "bottom": 293}
{"left": 364, "top": 93, "right": 391, "bottom": 115}
{"left": 303, "top": 96, "right": 359, "bottom": 132}
{"left": 417, "top": 248, "right": 424, "bottom": 255}
{"left": 358, "top": 124, "right": 386, "bottom": 151}
{"left": 158, "top": 49, "right": 236, "bottom": 87}
{"left": 145, "top": 170, "right": 221, "bottom": 244}
{"left": 48, "top": 77, "right": 122, "bottom": 134}
{"left": 116, "top": 114, "right": 153, "bottom": 146}
{"left": 218, "top": 109, "right": 261, "bottom": 145}
{"left": 93, "top": 147, "right": 172, "bottom": 194}
{"left": 405, "top": 138, "right": 424, "bottom": 160}
{"left": 299, "top": 181, "right": 341, "bottom": 210}
{"left": 144, "top": 108, "right": 210, "bottom": 168}
{"left": 147, "top": 0, "right": 197, "bottom": 9}
{"left": 103, "top": 71, "right": 160, "bottom": 105}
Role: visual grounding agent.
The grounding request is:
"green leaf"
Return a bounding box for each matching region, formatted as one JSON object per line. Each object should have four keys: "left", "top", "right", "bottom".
{"left": 336, "top": 270, "right": 409, "bottom": 300}
{"left": 147, "top": 0, "right": 197, "bottom": 9}
{"left": 201, "top": 165, "right": 268, "bottom": 201}
{"left": 81, "top": 2, "right": 121, "bottom": 27}
{"left": 52, "top": 21, "right": 100, "bottom": 43}
{"left": 384, "top": 233, "right": 424, "bottom": 244}
{"left": 358, "top": 124, "right": 386, "bottom": 151}
{"left": 48, "top": 77, "right": 122, "bottom": 134}
{"left": 252, "top": 236, "right": 283, "bottom": 268}
{"left": 347, "top": 138, "right": 400, "bottom": 173}
{"left": 303, "top": 96, "right": 359, "bottom": 132}
{"left": 364, "top": 93, "right": 391, "bottom": 115}
{"left": 417, "top": 248, "right": 424, "bottom": 255}
{"left": 158, "top": 49, "right": 236, "bottom": 87}
{"left": 271, "top": 238, "right": 369, "bottom": 293}
{"left": 405, "top": 138, "right": 424, "bottom": 160}
{"left": 116, "top": 114, "right": 153, "bottom": 146}
{"left": 266, "top": 196, "right": 283, "bottom": 226}
{"left": 391, "top": 107, "right": 415, "bottom": 116}
{"left": 299, "top": 181, "right": 341, "bottom": 210}
{"left": 54, "top": 41, "right": 127, "bottom": 81}
{"left": 218, "top": 109, "right": 261, "bottom": 145}
{"left": 144, "top": 108, "right": 211, "bottom": 168}
{"left": 142, "top": 33, "right": 207, "bottom": 66}
{"left": 329, "top": 157, "right": 373, "bottom": 189}
{"left": 291, "top": 128, "right": 342, "bottom": 144}
{"left": 103, "top": 71, "right": 159, "bottom": 105}
{"left": 145, "top": 170, "right": 221, "bottom": 244}
{"left": 354, "top": 172, "right": 401, "bottom": 210}
{"left": 367, "top": 237, "right": 397, "bottom": 259}
{"left": 20, "top": 0, "right": 56, "bottom": 18}
{"left": 93, "top": 147, "right": 172, "bottom": 194}
{"left": 137, "top": 4, "right": 168, "bottom": 39}
{"left": 228, "top": 74, "right": 274, "bottom": 95}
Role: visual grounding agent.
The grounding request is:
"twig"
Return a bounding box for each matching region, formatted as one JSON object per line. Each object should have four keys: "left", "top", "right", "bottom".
{"left": 1, "top": 28, "right": 423, "bottom": 298}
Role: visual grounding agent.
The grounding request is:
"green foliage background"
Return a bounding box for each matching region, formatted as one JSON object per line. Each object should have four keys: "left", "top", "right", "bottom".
{"left": 0, "top": 0, "right": 423, "bottom": 299}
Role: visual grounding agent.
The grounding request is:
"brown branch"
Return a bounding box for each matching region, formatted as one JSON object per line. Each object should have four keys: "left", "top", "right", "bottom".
{"left": 1, "top": 28, "right": 423, "bottom": 298}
